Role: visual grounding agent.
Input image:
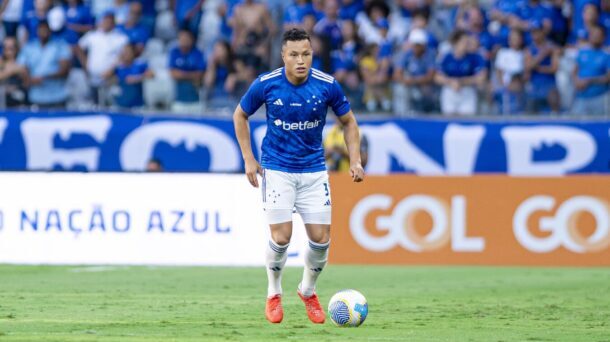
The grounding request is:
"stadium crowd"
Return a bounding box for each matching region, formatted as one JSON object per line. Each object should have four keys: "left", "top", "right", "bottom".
{"left": 0, "top": 0, "right": 608, "bottom": 116}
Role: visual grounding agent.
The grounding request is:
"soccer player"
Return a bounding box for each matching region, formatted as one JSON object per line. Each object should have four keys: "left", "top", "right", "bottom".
{"left": 232, "top": 28, "right": 364, "bottom": 324}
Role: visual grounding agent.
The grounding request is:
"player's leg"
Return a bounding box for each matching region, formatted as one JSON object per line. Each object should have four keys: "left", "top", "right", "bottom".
{"left": 266, "top": 220, "right": 292, "bottom": 298}
{"left": 262, "top": 170, "right": 297, "bottom": 323}
{"left": 294, "top": 171, "right": 332, "bottom": 323}
{"left": 300, "top": 222, "right": 330, "bottom": 297}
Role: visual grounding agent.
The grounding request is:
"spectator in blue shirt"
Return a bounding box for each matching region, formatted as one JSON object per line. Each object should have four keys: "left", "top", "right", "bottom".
{"left": 172, "top": 0, "right": 204, "bottom": 36}
{"left": 117, "top": 2, "right": 149, "bottom": 56}
{"left": 204, "top": 40, "right": 238, "bottom": 108}
{"left": 105, "top": 44, "right": 153, "bottom": 108}
{"left": 63, "top": 0, "right": 94, "bottom": 46}
{"left": 525, "top": 22, "right": 560, "bottom": 113}
{"left": 21, "top": 0, "right": 51, "bottom": 41}
{"left": 571, "top": 3, "right": 601, "bottom": 45}
{"left": 570, "top": 0, "right": 601, "bottom": 44}
{"left": 572, "top": 25, "right": 610, "bottom": 115}
{"left": 339, "top": 0, "right": 363, "bottom": 20}
{"left": 435, "top": 30, "right": 487, "bottom": 116}
{"left": 332, "top": 19, "right": 360, "bottom": 92}
{"left": 17, "top": 20, "right": 72, "bottom": 107}
{"left": 136, "top": 0, "right": 156, "bottom": 35}
{"left": 393, "top": 28, "right": 437, "bottom": 113}
{"left": 313, "top": 0, "right": 342, "bottom": 51}
{"left": 398, "top": 0, "right": 433, "bottom": 18}
{"left": 283, "top": 0, "right": 314, "bottom": 30}
{"left": 169, "top": 29, "right": 206, "bottom": 108}
{"left": 489, "top": 0, "right": 526, "bottom": 47}
{"left": 547, "top": 0, "right": 568, "bottom": 45}
{"left": 510, "top": 0, "right": 552, "bottom": 34}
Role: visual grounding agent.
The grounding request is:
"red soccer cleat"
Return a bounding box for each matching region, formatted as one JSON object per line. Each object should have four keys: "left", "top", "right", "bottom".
{"left": 297, "top": 290, "right": 326, "bottom": 324}
{"left": 265, "top": 294, "right": 283, "bottom": 323}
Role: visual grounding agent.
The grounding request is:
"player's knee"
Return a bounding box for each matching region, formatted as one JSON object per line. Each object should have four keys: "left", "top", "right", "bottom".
{"left": 270, "top": 231, "right": 292, "bottom": 246}
{"left": 310, "top": 234, "right": 330, "bottom": 245}
{"left": 306, "top": 226, "right": 330, "bottom": 244}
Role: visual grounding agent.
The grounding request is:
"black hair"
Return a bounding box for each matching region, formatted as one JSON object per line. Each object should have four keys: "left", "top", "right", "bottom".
{"left": 449, "top": 30, "right": 467, "bottom": 45}
{"left": 37, "top": 20, "right": 50, "bottom": 29}
{"left": 282, "top": 28, "right": 310, "bottom": 46}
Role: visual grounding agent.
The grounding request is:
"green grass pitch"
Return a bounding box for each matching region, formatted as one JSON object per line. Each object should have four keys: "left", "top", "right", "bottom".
{"left": 0, "top": 265, "right": 609, "bottom": 341}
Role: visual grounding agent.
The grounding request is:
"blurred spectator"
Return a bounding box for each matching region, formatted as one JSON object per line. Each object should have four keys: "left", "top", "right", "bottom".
{"left": 230, "top": 0, "right": 274, "bottom": 69}
{"left": 104, "top": 43, "right": 153, "bottom": 108}
{"left": 117, "top": 2, "right": 150, "bottom": 56}
{"left": 525, "top": 22, "right": 560, "bottom": 113}
{"left": 495, "top": 29, "right": 526, "bottom": 114}
{"left": 283, "top": 0, "right": 314, "bottom": 30}
{"left": 410, "top": 10, "right": 438, "bottom": 52}
{"left": 356, "top": 0, "right": 390, "bottom": 45}
{"left": 332, "top": 20, "right": 361, "bottom": 93}
{"left": 397, "top": 0, "right": 433, "bottom": 19}
{"left": 359, "top": 43, "right": 391, "bottom": 111}
{"left": 137, "top": 0, "right": 156, "bottom": 35}
{"left": 547, "top": 0, "right": 568, "bottom": 46}
{"left": 602, "top": 0, "right": 610, "bottom": 45}
{"left": 172, "top": 0, "right": 204, "bottom": 36}
{"left": 17, "top": 20, "right": 71, "bottom": 107}
{"left": 509, "top": 0, "right": 552, "bottom": 36}
{"left": 570, "top": 0, "right": 601, "bottom": 45}
{"left": 76, "top": 10, "right": 128, "bottom": 103}
{"left": 0, "top": 0, "right": 23, "bottom": 37}
{"left": 91, "top": 0, "right": 113, "bottom": 18}
{"left": 204, "top": 40, "right": 238, "bottom": 108}
{"left": 112, "top": 0, "right": 129, "bottom": 26}
{"left": 489, "top": 0, "right": 524, "bottom": 48}
{"left": 435, "top": 30, "right": 487, "bottom": 116}
{"left": 0, "top": 36, "right": 27, "bottom": 106}
{"left": 572, "top": 25, "right": 610, "bottom": 116}
{"left": 169, "top": 28, "right": 205, "bottom": 112}
{"left": 63, "top": 0, "right": 94, "bottom": 46}
{"left": 310, "top": 33, "right": 329, "bottom": 71}
{"left": 146, "top": 158, "right": 163, "bottom": 172}
{"left": 457, "top": 4, "right": 494, "bottom": 59}
{"left": 394, "top": 28, "right": 437, "bottom": 114}
{"left": 572, "top": 3, "right": 600, "bottom": 45}
{"left": 22, "top": 0, "right": 51, "bottom": 41}
{"left": 324, "top": 121, "right": 368, "bottom": 171}
{"left": 313, "top": 0, "right": 342, "bottom": 51}
{"left": 339, "top": 0, "right": 364, "bottom": 20}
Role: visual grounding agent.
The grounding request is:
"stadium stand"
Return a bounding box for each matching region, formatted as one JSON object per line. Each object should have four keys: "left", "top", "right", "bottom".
{"left": 0, "top": 0, "right": 607, "bottom": 116}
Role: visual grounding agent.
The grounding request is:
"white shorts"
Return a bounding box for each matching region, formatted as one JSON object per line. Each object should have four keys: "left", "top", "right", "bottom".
{"left": 262, "top": 169, "right": 332, "bottom": 225}
{"left": 441, "top": 86, "right": 477, "bottom": 116}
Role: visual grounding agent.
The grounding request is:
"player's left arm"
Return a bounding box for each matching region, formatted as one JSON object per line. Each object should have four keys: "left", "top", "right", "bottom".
{"left": 338, "top": 111, "right": 364, "bottom": 182}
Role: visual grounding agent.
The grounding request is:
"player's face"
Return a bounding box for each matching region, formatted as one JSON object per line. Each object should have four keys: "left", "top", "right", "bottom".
{"left": 282, "top": 39, "right": 313, "bottom": 81}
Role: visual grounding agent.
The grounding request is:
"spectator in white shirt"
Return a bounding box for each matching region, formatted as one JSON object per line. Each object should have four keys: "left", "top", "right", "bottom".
{"left": 76, "top": 9, "right": 128, "bottom": 104}
{"left": 0, "top": 0, "right": 23, "bottom": 37}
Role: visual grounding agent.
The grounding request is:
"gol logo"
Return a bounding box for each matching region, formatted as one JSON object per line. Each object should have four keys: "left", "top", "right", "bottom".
{"left": 349, "top": 194, "right": 485, "bottom": 253}
{"left": 514, "top": 196, "right": 610, "bottom": 253}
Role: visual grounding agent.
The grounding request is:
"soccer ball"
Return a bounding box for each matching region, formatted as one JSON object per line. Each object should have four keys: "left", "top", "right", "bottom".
{"left": 328, "top": 289, "right": 368, "bottom": 327}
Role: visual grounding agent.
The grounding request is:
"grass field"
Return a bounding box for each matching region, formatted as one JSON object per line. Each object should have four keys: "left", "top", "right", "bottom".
{"left": 0, "top": 265, "right": 609, "bottom": 341}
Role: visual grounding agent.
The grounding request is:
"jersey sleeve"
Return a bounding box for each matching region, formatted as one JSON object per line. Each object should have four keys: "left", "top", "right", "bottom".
{"left": 329, "top": 80, "right": 351, "bottom": 116}
{"left": 239, "top": 77, "right": 265, "bottom": 116}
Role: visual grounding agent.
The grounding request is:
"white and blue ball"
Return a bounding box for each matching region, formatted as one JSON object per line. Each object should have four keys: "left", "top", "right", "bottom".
{"left": 328, "top": 289, "right": 368, "bottom": 327}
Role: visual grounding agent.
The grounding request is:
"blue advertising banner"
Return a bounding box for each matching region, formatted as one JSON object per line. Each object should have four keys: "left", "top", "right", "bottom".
{"left": 0, "top": 111, "right": 608, "bottom": 175}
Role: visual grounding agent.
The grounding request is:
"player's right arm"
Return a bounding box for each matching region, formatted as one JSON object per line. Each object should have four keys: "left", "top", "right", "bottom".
{"left": 233, "top": 104, "right": 262, "bottom": 188}
{"left": 233, "top": 76, "right": 265, "bottom": 188}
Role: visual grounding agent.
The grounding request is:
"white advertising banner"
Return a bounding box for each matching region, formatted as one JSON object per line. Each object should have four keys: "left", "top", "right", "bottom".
{"left": 0, "top": 173, "right": 307, "bottom": 266}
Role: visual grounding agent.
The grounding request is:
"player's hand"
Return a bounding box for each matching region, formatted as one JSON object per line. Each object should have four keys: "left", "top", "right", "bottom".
{"left": 245, "top": 157, "right": 262, "bottom": 188}
{"left": 350, "top": 162, "right": 364, "bottom": 183}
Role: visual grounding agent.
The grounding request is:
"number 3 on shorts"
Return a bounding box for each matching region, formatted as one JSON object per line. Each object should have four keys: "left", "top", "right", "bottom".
{"left": 323, "top": 182, "right": 329, "bottom": 197}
